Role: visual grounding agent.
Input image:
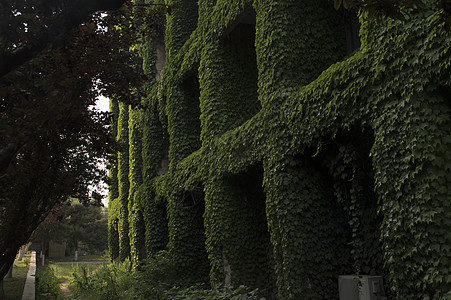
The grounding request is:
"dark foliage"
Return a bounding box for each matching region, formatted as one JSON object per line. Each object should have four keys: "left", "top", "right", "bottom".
{"left": 0, "top": 0, "right": 144, "bottom": 282}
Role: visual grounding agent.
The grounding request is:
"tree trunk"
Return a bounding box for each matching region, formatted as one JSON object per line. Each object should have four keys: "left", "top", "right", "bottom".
{"left": 5, "top": 265, "right": 12, "bottom": 279}
{"left": 0, "top": 279, "right": 4, "bottom": 299}
{"left": 0, "top": 246, "right": 19, "bottom": 284}
{"left": 0, "top": 0, "right": 126, "bottom": 79}
{"left": 0, "top": 143, "right": 19, "bottom": 173}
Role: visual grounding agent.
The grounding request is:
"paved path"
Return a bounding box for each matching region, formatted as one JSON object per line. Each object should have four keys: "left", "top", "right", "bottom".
{"left": 59, "top": 280, "right": 71, "bottom": 299}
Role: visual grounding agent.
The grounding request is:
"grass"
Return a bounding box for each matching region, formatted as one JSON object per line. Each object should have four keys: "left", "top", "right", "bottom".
{"left": 2, "top": 251, "right": 107, "bottom": 300}
{"left": 3, "top": 252, "right": 31, "bottom": 300}
{"left": 68, "top": 256, "right": 262, "bottom": 300}
{"left": 36, "top": 259, "right": 106, "bottom": 300}
{"left": 47, "top": 254, "right": 108, "bottom": 263}
{"left": 49, "top": 264, "right": 100, "bottom": 283}
{"left": 36, "top": 266, "right": 63, "bottom": 300}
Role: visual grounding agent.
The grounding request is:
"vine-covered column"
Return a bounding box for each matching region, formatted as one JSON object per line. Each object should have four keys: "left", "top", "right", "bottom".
{"left": 254, "top": 0, "right": 347, "bottom": 108}
{"left": 372, "top": 89, "right": 451, "bottom": 298}
{"left": 141, "top": 106, "right": 169, "bottom": 257}
{"left": 322, "top": 133, "right": 384, "bottom": 277}
{"left": 204, "top": 170, "right": 275, "bottom": 296}
{"left": 164, "top": 0, "right": 198, "bottom": 61}
{"left": 128, "top": 106, "right": 145, "bottom": 266}
{"left": 254, "top": 1, "right": 351, "bottom": 298}
{"left": 139, "top": 4, "right": 169, "bottom": 258}
{"left": 117, "top": 101, "right": 130, "bottom": 261}
{"left": 108, "top": 98, "right": 120, "bottom": 261}
{"left": 107, "top": 202, "right": 120, "bottom": 261}
{"left": 264, "top": 157, "right": 350, "bottom": 299}
{"left": 198, "top": 10, "right": 259, "bottom": 143}
{"left": 164, "top": 0, "right": 204, "bottom": 271}
{"left": 166, "top": 80, "right": 209, "bottom": 284}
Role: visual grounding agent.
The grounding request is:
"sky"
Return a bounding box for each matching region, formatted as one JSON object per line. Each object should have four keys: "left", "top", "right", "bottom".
{"left": 95, "top": 95, "right": 109, "bottom": 206}
{"left": 96, "top": 95, "right": 109, "bottom": 112}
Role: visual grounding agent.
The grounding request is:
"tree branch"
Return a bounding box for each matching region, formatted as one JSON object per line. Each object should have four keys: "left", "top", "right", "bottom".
{"left": 0, "top": 0, "right": 127, "bottom": 79}
{"left": 0, "top": 143, "right": 20, "bottom": 173}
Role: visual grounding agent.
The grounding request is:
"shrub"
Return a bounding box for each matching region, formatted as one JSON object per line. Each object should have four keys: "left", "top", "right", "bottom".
{"left": 69, "top": 252, "right": 174, "bottom": 299}
{"left": 35, "top": 266, "right": 63, "bottom": 300}
{"left": 68, "top": 251, "right": 262, "bottom": 299}
{"left": 70, "top": 260, "right": 134, "bottom": 299}
{"left": 164, "top": 285, "right": 262, "bottom": 300}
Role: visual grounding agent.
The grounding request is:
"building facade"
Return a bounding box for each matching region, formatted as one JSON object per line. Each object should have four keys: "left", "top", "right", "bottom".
{"left": 108, "top": 0, "right": 451, "bottom": 299}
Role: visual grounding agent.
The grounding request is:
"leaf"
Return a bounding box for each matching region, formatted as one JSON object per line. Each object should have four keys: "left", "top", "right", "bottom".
{"left": 343, "top": 0, "right": 352, "bottom": 10}
{"left": 334, "top": 0, "right": 342, "bottom": 10}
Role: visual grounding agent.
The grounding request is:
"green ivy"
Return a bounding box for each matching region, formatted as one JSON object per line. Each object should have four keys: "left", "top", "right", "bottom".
{"left": 141, "top": 103, "right": 169, "bottom": 257}
{"left": 128, "top": 106, "right": 146, "bottom": 267}
{"left": 110, "top": 0, "right": 451, "bottom": 298}
{"left": 204, "top": 165, "right": 275, "bottom": 298}
{"left": 108, "top": 98, "right": 120, "bottom": 261}
{"left": 118, "top": 101, "right": 131, "bottom": 262}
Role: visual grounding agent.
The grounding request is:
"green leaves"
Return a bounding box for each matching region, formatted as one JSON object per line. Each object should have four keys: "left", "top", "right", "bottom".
{"left": 107, "top": 0, "right": 451, "bottom": 298}
{"left": 334, "top": 0, "right": 353, "bottom": 10}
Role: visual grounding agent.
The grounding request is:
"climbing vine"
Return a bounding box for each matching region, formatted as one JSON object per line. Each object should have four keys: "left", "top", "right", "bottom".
{"left": 141, "top": 100, "right": 169, "bottom": 258}
{"left": 108, "top": 98, "right": 120, "bottom": 261}
{"left": 110, "top": 0, "right": 451, "bottom": 298}
{"left": 128, "top": 106, "right": 146, "bottom": 266}
{"left": 117, "top": 101, "right": 131, "bottom": 262}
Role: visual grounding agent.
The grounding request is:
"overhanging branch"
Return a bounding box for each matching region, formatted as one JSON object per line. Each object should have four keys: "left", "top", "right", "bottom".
{"left": 0, "top": 0, "right": 127, "bottom": 79}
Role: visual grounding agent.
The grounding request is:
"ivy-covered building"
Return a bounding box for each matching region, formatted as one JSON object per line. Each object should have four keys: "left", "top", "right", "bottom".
{"left": 108, "top": 0, "right": 451, "bottom": 299}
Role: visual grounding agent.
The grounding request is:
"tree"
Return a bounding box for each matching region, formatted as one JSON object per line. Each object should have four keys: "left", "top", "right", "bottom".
{"left": 31, "top": 200, "right": 108, "bottom": 256}
{"left": 61, "top": 202, "right": 108, "bottom": 255}
{"left": 0, "top": 0, "right": 144, "bottom": 284}
{"left": 0, "top": 0, "right": 127, "bottom": 79}
{"left": 28, "top": 205, "right": 66, "bottom": 257}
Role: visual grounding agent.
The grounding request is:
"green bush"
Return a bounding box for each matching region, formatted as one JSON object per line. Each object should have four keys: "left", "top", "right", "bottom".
{"left": 68, "top": 251, "right": 261, "bottom": 300}
{"left": 69, "top": 252, "right": 174, "bottom": 299}
{"left": 35, "top": 266, "right": 63, "bottom": 300}
{"left": 70, "top": 260, "right": 134, "bottom": 300}
{"left": 164, "top": 285, "right": 262, "bottom": 300}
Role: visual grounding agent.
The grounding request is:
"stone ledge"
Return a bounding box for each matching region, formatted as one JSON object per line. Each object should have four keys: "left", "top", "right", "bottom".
{"left": 21, "top": 251, "right": 36, "bottom": 300}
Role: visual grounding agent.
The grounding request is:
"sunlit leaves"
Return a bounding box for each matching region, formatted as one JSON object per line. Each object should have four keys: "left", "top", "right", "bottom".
{"left": 334, "top": 0, "right": 427, "bottom": 22}
{"left": 334, "top": 0, "right": 353, "bottom": 10}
